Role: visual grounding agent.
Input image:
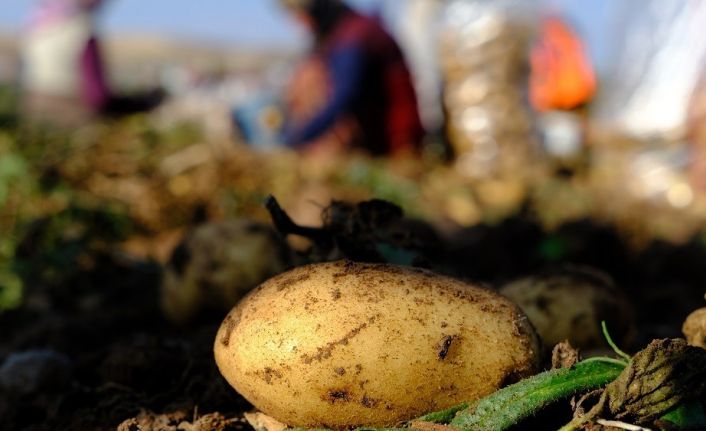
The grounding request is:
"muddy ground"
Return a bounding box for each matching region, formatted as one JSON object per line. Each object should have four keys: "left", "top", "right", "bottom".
{"left": 1, "top": 212, "right": 705, "bottom": 431}
{"left": 1, "top": 116, "right": 705, "bottom": 430}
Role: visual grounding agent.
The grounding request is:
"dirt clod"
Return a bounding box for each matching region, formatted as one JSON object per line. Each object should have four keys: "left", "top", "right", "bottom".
{"left": 551, "top": 341, "right": 580, "bottom": 369}
{"left": 117, "top": 410, "right": 243, "bottom": 431}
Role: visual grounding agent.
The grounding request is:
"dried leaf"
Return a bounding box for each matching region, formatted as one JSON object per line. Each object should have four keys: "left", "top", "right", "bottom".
{"left": 565, "top": 339, "right": 706, "bottom": 429}
{"left": 244, "top": 412, "right": 287, "bottom": 431}
{"left": 552, "top": 340, "right": 581, "bottom": 369}
{"left": 603, "top": 339, "right": 706, "bottom": 424}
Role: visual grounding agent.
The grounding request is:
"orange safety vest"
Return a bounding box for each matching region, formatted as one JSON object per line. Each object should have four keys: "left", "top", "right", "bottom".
{"left": 530, "top": 16, "right": 597, "bottom": 112}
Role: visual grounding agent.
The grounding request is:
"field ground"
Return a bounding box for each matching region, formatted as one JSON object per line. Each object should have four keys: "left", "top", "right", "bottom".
{"left": 1, "top": 112, "right": 705, "bottom": 430}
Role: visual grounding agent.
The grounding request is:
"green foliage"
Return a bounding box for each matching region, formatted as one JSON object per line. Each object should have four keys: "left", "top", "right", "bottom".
{"left": 450, "top": 359, "right": 625, "bottom": 430}
{"left": 538, "top": 235, "right": 568, "bottom": 261}
{"left": 0, "top": 269, "right": 23, "bottom": 311}
{"left": 342, "top": 160, "right": 423, "bottom": 217}
{"left": 0, "top": 151, "right": 30, "bottom": 206}
{"left": 602, "top": 321, "right": 632, "bottom": 363}
{"left": 0, "top": 122, "right": 134, "bottom": 311}
{"left": 0, "top": 132, "right": 34, "bottom": 311}
{"left": 414, "top": 403, "right": 470, "bottom": 424}
{"left": 0, "top": 85, "right": 18, "bottom": 129}
{"left": 344, "top": 359, "right": 624, "bottom": 431}
{"left": 659, "top": 401, "right": 706, "bottom": 430}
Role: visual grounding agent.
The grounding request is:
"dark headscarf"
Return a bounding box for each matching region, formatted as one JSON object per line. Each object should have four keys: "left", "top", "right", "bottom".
{"left": 282, "top": 0, "right": 351, "bottom": 42}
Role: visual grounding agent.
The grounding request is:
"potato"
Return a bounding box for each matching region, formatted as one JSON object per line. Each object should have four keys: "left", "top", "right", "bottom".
{"left": 683, "top": 299, "right": 706, "bottom": 349}
{"left": 500, "top": 266, "right": 635, "bottom": 351}
{"left": 214, "top": 261, "right": 540, "bottom": 429}
{"left": 161, "top": 220, "right": 290, "bottom": 324}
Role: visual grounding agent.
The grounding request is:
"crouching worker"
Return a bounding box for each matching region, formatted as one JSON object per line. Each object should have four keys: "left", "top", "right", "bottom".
{"left": 21, "top": 0, "right": 161, "bottom": 126}
{"left": 280, "top": 0, "right": 424, "bottom": 157}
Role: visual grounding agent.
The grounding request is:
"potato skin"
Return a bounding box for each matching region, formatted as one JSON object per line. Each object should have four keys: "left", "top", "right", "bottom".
{"left": 500, "top": 267, "right": 635, "bottom": 351}
{"left": 214, "top": 261, "right": 540, "bottom": 429}
{"left": 683, "top": 307, "right": 706, "bottom": 348}
{"left": 161, "top": 220, "right": 289, "bottom": 324}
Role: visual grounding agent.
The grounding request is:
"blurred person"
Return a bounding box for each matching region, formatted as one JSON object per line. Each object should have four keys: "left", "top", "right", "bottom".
{"left": 530, "top": 16, "right": 596, "bottom": 114}
{"left": 20, "top": 0, "right": 161, "bottom": 125}
{"left": 394, "top": 0, "right": 445, "bottom": 135}
{"left": 530, "top": 16, "right": 596, "bottom": 173}
{"left": 280, "top": 0, "right": 424, "bottom": 157}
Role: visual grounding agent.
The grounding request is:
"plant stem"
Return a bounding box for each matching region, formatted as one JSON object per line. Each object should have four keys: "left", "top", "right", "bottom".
{"left": 449, "top": 359, "right": 625, "bottom": 431}
{"left": 601, "top": 321, "right": 632, "bottom": 362}
{"left": 415, "top": 403, "right": 469, "bottom": 424}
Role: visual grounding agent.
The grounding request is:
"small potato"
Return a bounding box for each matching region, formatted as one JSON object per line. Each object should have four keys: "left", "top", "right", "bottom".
{"left": 683, "top": 306, "right": 706, "bottom": 349}
{"left": 214, "top": 261, "right": 540, "bottom": 429}
{"left": 161, "top": 220, "right": 289, "bottom": 324}
{"left": 500, "top": 266, "right": 635, "bottom": 351}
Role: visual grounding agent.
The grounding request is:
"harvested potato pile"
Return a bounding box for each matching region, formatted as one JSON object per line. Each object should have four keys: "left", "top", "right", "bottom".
{"left": 214, "top": 261, "right": 540, "bottom": 429}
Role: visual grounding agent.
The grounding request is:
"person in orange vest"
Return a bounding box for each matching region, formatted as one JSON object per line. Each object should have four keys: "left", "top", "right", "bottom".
{"left": 530, "top": 16, "right": 597, "bottom": 171}
{"left": 530, "top": 16, "right": 597, "bottom": 113}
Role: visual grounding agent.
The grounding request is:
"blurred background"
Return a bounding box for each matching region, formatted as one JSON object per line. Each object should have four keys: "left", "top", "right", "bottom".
{"left": 2, "top": 1, "right": 706, "bottom": 429}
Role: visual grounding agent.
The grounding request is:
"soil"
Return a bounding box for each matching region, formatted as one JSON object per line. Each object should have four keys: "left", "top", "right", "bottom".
{"left": 0, "top": 251, "right": 250, "bottom": 431}
{"left": 1, "top": 214, "right": 705, "bottom": 430}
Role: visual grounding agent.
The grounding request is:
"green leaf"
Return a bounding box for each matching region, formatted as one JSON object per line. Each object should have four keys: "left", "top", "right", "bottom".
{"left": 658, "top": 401, "right": 706, "bottom": 430}
{"left": 415, "top": 403, "right": 470, "bottom": 424}
{"left": 450, "top": 359, "right": 625, "bottom": 431}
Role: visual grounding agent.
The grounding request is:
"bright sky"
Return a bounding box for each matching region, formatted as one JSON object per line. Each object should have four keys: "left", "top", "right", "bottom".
{"left": 0, "top": 0, "right": 380, "bottom": 46}
{"left": 0, "top": 0, "right": 609, "bottom": 65}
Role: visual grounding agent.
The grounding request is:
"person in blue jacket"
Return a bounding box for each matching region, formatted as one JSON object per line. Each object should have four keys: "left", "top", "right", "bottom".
{"left": 281, "top": 0, "right": 424, "bottom": 156}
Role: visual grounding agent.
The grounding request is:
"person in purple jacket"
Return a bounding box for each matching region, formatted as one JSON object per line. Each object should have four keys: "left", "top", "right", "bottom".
{"left": 21, "top": 0, "right": 160, "bottom": 125}
{"left": 280, "top": 0, "right": 424, "bottom": 156}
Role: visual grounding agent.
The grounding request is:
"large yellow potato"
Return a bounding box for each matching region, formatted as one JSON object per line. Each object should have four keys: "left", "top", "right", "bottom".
{"left": 214, "top": 261, "right": 541, "bottom": 429}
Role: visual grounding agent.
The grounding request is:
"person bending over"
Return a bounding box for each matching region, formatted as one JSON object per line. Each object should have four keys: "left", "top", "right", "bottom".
{"left": 281, "top": 0, "right": 424, "bottom": 157}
